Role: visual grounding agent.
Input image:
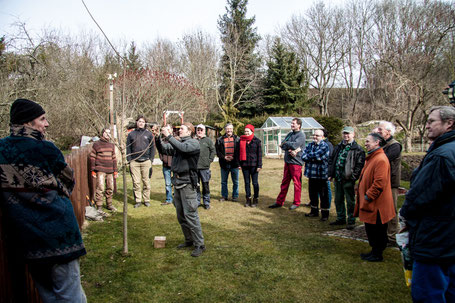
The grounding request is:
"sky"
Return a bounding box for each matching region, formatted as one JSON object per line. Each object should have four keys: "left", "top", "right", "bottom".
{"left": 0, "top": 0, "right": 342, "bottom": 47}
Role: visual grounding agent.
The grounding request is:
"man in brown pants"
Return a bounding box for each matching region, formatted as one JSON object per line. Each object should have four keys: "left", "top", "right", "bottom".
{"left": 90, "top": 127, "right": 118, "bottom": 211}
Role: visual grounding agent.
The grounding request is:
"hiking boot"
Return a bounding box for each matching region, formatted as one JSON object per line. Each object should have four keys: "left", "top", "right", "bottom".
{"left": 252, "top": 198, "right": 258, "bottom": 208}
{"left": 268, "top": 203, "right": 282, "bottom": 209}
{"left": 305, "top": 212, "right": 319, "bottom": 217}
{"left": 144, "top": 202, "right": 151, "bottom": 207}
{"left": 204, "top": 204, "right": 211, "bottom": 210}
{"left": 245, "top": 197, "right": 252, "bottom": 207}
{"left": 289, "top": 204, "right": 299, "bottom": 210}
{"left": 231, "top": 197, "right": 238, "bottom": 202}
{"left": 191, "top": 246, "right": 206, "bottom": 257}
{"left": 107, "top": 205, "right": 117, "bottom": 212}
{"left": 220, "top": 197, "right": 227, "bottom": 202}
{"left": 177, "top": 242, "right": 193, "bottom": 249}
{"left": 329, "top": 220, "right": 346, "bottom": 226}
{"left": 360, "top": 251, "right": 373, "bottom": 260}
{"left": 346, "top": 224, "right": 356, "bottom": 230}
{"left": 364, "top": 254, "right": 383, "bottom": 262}
{"left": 134, "top": 203, "right": 141, "bottom": 208}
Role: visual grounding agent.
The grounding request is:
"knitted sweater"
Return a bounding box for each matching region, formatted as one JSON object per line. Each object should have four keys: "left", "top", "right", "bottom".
{"left": 90, "top": 138, "right": 117, "bottom": 173}
{"left": 0, "top": 125, "right": 86, "bottom": 264}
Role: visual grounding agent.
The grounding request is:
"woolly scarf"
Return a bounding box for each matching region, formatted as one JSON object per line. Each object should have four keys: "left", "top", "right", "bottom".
{"left": 240, "top": 134, "right": 254, "bottom": 161}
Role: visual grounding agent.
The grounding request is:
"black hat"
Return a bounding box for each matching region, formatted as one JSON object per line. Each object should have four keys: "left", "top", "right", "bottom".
{"left": 10, "top": 98, "right": 46, "bottom": 125}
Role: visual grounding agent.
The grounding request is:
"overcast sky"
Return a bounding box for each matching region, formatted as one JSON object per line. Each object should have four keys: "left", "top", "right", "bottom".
{"left": 0, "top": 0, "right": 344, "bottom": 46}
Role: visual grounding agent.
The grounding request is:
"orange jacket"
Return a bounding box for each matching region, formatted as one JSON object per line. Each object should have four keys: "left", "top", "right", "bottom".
{"left": 354, "top": 148, "right": 395, "bottom": 224}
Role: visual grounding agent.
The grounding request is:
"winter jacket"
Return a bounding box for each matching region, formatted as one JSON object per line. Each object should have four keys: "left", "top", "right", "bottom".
{"left": 382, "top": 137, "right": 402, "bottom": 188}
{"left": 354, "top": 148, "right": 395, "bottom": 224}
{"left": 400, "top": 130, "right": 455, "bottom": 264}
{"left": 239, "top": 136, "right": 263, "bottom": 168}
{"left": 155, "top": 135, "right": 200, "bottom": 186}
{"left": 302, "top": 140, "right": 330, "bottom": 179}
{"left": 197, "top": 136, "right": 216, "bottom": 170}
{"left": 216, "top": 134, "right": 240, "bottom": 169}
{"left": 90, "top": 138, "right": 117, "bottom": 173}
{"left": 329, "top": 140, "right": 365, "bottom": 181}
{"left": 281, "top": 130, "right": 306, "bottom": 166}
{"left": 0, "top": 125, "right": 86, "bottom": 264}
{"left": 126, "top": 128, "right": 155, "bottom": 162}
{"left": 157, "top": 136, "right": 172, "bottom": 168}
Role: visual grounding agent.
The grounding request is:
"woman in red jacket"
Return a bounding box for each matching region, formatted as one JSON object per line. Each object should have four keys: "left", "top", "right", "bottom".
{"left": 239, "top": 124, "right": 262, "bottom": 207}
{"left": 354, "top": 133, "right": 395, "bottom": 262}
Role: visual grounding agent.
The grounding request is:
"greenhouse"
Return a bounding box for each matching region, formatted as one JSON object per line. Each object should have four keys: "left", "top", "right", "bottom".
{"left": 256, "top": 117, "right": 323, "bottom": 157}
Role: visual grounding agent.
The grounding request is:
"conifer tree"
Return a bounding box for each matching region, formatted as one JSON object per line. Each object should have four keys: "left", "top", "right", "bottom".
{"left": 217, "top": 0, "right": 261, "bottom": 124}
{"left": 264, "top": 38, "right": 309, "bottom": 115}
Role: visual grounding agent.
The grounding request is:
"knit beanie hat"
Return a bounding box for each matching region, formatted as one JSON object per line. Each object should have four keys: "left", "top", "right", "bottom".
{"left": 245, "top": 124, "right": 255, "bottom": 133}
{"left": 182, "top": 122, "right": 195, "bottom": 135}
{"left": 10, "top": 98, "right": 46, "bottom": 125}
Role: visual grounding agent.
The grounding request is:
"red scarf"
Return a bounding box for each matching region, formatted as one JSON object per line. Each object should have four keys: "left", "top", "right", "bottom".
{"left": 240, "top": 134, "right": 254, "bottom": 161}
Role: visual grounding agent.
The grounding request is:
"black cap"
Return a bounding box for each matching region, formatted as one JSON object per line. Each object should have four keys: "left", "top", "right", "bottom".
{"left": 10, "top": 99, "right": 46, "bottom": 125}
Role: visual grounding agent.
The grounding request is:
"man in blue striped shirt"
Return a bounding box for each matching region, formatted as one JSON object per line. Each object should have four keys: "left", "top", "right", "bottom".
{"left": 302, "top": 129, "right": 330, "bottom": 221}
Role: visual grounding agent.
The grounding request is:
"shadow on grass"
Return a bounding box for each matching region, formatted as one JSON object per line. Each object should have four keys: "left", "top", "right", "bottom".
{"left": 82, "top": 160, "right": 411, "bottom": 303}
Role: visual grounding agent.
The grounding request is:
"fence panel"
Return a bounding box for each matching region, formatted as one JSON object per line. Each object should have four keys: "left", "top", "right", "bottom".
{"left": 0, "top": 144, "right": 93, "bottom": 302}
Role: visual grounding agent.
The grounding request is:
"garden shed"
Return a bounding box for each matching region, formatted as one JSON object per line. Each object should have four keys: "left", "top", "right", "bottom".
{"left": 256, "top": 117, "right": 323, "bottom": 157}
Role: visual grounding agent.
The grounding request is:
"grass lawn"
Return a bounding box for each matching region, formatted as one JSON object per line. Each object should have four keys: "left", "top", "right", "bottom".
{"left": 80, "top": 158, "right": 412, "bottom": 303}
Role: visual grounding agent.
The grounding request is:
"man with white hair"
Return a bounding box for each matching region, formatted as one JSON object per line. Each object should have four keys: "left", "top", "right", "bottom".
{"left": 377, "top": 121, "right": 402, "bottom": 245}
{"left": 400, "top": 106, "right": 455, "bottom": 301}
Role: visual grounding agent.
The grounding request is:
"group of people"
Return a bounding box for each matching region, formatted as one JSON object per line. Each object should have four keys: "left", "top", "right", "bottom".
{"left": 1, "top": 97, "right": 454, "bottom": 302}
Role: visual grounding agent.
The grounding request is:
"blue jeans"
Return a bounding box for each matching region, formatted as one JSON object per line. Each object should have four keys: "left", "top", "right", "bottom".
{"left": 220, "top": 165, "right": 239, "bottom": 199}
{"left": 163, "top": 166, "right": 173, "bottom": 202}
{"left": 327, "top": 180, "right": 332, "bottom": 208}
{"left": 29, "top": 258, "right": 86, "bottom": 303}
{"left": 412, "top": 261, "right": 455, "bottom": 302}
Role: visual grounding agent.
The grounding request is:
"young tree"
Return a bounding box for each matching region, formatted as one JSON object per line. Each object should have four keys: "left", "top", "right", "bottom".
{"left": 217, "top": 0, "right": 261, "bottom": 124}
{"left": 263, "top": 37, "right": 309, "bottom": 115}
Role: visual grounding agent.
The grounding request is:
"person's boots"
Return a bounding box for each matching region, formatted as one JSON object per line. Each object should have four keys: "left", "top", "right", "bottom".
{"left": 252, "top": 197, "right": 258, "bottom": 208}
{"left": 245, "top": 197, "right": 252, "bottom": 207}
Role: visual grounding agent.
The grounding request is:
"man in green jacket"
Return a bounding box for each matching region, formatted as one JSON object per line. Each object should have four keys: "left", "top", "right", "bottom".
{"left": 196, "top": 124, "right": 216, "bottom": 209}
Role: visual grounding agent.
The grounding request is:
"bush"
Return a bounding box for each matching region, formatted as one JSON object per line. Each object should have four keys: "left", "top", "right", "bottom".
{"left": 313, "top": 115, "right": 344, "bottom": 145}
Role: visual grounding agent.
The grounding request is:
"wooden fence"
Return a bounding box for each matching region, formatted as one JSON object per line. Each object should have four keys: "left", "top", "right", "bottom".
{"left": 0, "top": 144, "right": 93, "bottom": 302}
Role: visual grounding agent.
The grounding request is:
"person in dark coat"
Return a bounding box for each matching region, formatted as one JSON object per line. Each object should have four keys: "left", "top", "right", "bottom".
{"left": 195, "top": 124, "right": 216, "bottom": 209}
{"left": 400, "top": 106, "right": 455, "bottom": 302}
{"left": 239, "top": 124, "right": 262, "bottom": 207}
{"left": 328, "top": 126, "right": 365, "bottom": 230}
{"left": 126, "top": 115, "right": 155, "bottom": 208}
{"left": 215, "top": 123, "right": 240, "bottom": 202}
{"left": 0, "top": 99, "right": 86, "bottom": 302}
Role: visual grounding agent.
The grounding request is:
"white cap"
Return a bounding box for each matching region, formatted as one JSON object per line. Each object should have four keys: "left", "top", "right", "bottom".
{"left": 196, "top": 124, "right": 206, "bottom": 130}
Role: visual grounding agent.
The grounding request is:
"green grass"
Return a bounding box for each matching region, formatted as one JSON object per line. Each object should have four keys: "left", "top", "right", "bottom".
{"left": 80, "top": 158, "right": 411, "bottom": 303}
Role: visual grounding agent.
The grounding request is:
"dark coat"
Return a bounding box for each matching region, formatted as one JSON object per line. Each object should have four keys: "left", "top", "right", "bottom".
{"left": 382, "top": 137, "right": 402, "bottom": 188}
{"left": 400, "top": 130, "right": 455, "bottom": 263}
{"left": 329, "top": 140, "right": 365, "bottom": 181}
{"left": 197, "top": 136, "right": 215, "bottom": 170}
{"left": 239, "top": 136, "right": 263, "bottom": 168}
{"left": 216, "top": 134, "right": 240, "bottom": 169}
{"left": 126, "top": 128, "right": 155, "bottom": 162}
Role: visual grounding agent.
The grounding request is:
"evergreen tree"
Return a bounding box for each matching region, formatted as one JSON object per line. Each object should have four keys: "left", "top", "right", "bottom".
{"left": 217, "top": 0, "right": 261, "bottom": 122}
{"left": 125, "top": 41, "right": 142, "bottom": 72}
{"left": 264, "top": 38, "right": 309, "bottom": 115}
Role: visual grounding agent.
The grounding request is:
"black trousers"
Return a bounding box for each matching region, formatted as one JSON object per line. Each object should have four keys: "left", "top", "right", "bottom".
{"left": 308, "top": 178, "right": 329, "bottom": 218}
{"left": 241, "top": 166, "right": 259, "bottom": 198}
{"left": 364, "top": 211, "right": 388, "bottom": 256}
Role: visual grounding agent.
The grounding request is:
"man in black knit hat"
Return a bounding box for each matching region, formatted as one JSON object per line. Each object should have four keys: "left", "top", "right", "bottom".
{"left": 0, "top": 98, "right": 87, "bottom": 302}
